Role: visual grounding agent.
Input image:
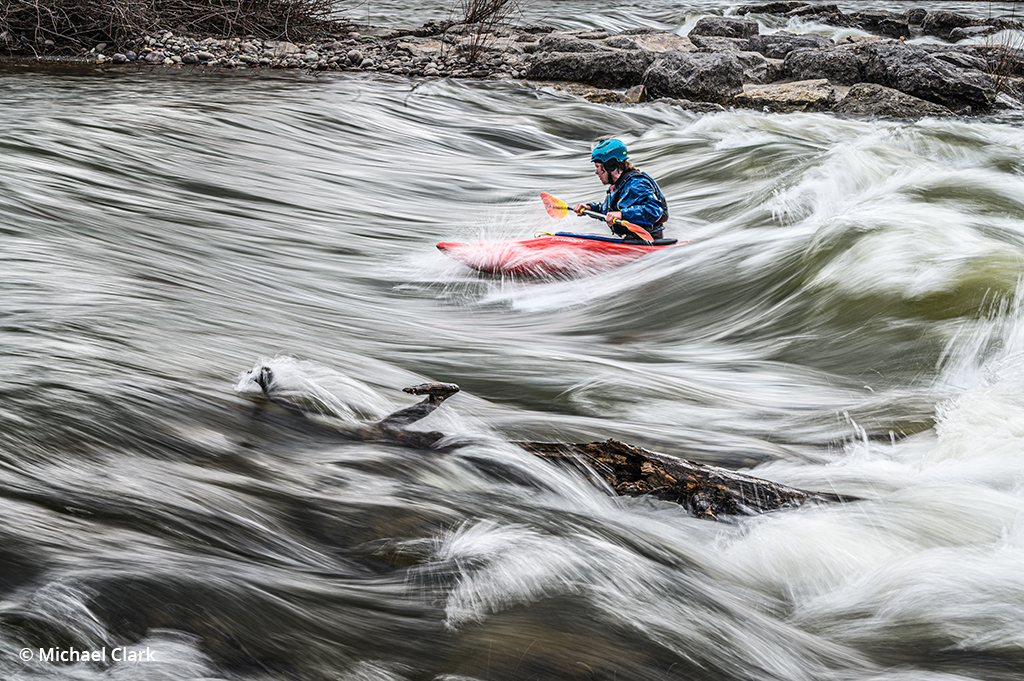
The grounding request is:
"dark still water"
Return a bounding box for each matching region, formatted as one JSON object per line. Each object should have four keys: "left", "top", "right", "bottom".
{"left": 3, "top": 3, "right": 1024, "bottom": 679}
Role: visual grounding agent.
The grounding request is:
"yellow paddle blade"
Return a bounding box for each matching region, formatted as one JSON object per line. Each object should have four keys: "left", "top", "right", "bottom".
{"left": 619, "top": 219, "right": 654, "bottom": 243}
{"left": 540, "top": 192, "right": 570, "bottom": 219}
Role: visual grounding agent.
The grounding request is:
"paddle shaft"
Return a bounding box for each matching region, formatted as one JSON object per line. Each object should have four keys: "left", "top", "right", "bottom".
{"left": 578, "top": 208, "right": 653, "bottom": 242}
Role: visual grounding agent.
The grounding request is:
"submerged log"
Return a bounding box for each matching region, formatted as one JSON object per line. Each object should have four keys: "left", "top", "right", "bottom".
{"left": 515, "top": 438, "right": 850, "bottom": 520}
{"left": 251, "top": 368, "right": 852, "bottom": 520}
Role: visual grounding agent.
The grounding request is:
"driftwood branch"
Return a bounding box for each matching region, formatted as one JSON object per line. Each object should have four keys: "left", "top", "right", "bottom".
{"left": 250, "top": 369, "right": 854, "bottom": 520}
{"left": 514, "top": 438, "right": 851, "bottom": 520}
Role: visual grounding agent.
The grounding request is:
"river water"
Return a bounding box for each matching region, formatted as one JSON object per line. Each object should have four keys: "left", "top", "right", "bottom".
{"left": 2, "top": 1, "right": 1024, "bottom": 679}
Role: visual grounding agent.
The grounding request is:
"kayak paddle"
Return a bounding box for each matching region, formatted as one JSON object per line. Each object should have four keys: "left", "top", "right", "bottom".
{"left": 541, "top": 192, "right": 655, "bottom": 244}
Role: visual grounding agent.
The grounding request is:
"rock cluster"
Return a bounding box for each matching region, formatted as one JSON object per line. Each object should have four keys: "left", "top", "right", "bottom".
{"left": 524, "top": 6, "right": 1024, "bottom": 116}
{"left": 99, "top": 25, "right": 533, "bottom": 79}
{"left": 38, "top": 4, "right": 1024, "bottom": 118}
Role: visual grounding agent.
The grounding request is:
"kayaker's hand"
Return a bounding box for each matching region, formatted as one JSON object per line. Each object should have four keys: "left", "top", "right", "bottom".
{"left": 572, "top": 204, "right": 586, "bottom": 216}
{"left": 605, "top": 211, "right": 623, "bottom": 226}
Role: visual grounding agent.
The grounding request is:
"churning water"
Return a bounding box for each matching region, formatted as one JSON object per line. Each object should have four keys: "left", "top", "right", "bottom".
{"left": 2, "top": 1, "right": 1024, "bottom": 679}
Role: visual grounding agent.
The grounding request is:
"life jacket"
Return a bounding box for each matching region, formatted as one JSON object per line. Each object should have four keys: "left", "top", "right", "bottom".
{"left": 608, "top": 169, "right": 669, "bottom": 226}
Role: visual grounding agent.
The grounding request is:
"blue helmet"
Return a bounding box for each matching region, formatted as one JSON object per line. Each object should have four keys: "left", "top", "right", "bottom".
{"left": 591, "top": 139, "right": 628, "bottom": 164}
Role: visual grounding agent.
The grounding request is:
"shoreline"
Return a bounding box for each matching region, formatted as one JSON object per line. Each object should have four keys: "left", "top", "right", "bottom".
{"left": 4, "top": 4, "right": 1024, "bottom": 118}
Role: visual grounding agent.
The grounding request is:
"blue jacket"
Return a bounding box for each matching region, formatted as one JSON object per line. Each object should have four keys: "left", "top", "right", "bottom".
{"left": 587, "top": 170, "right": 668, "bottom": 234}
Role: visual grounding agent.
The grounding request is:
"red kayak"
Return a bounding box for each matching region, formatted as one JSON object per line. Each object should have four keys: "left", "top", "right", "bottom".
{"left": 437, "top": 232, "right": 688, "bottom": 276}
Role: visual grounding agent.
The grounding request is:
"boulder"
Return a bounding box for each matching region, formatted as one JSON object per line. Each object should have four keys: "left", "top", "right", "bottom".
{"left": 862, "top": 41, "right": 997, "bottom": 112}
{"left": 788, "top": 4, "right": 840, "bottom": 17}
{"left": 921, "top": 10, "right": 980, "bottom": 40}
{"left": 832, "top": 82, "right": 954, "bottom": 117}
{"left": 949, "top": 26, "right": 998, "bottom": 42}
{"left": 963, "top": 45, "right": 1024, "bottom": 78}
{"left": 549, "top": 82, "right": 624, "bottom": 103}
{"left": 628, "top": 31, "right": 695, "bottom": 53}
{"left": 876, "top": 18, "right": 911, "bottom": 39}
{"left": 654, "top": 98, "right": 728, "bottom": 113}
{"left": 995, "top": 76, "right": 1024, "bottom": 109}
{"left": 688, "top": 16, "right": 760, "bottom": 40}
{"left": 784, "top": 43, "right": 869, "bottom": 85}
{"left": 846, "top": 10, "right": 909, "bottom": 37}
{"left": 527, "top": 49, "right": 655, "bottom": 88}
{"left": 604, "top": 36, "right": 639, "bottom": 50}
{"left": 931, "top": 49, "right": 988, "bottom": 73}
{"left": 735, "top": 50, "right": 784, "bottom": 84}
{"left": 643, "top": 50, "right": 745, "bottom": 102}
{"left": 906, "top": 8, "right": 927, "bottom": 25}
{"left": 689, "top": 35, "right": 751, "bottom": 52}
{"left": 735, "top": 2, "right": 809, "bottom": 14}
{"left": 732, "top": 78, "right": 837, "bottom": 112}
{"left": 537, "top": 33, "right": 612, "bottom": 53}
{"left": 747, "top": 31, "right": 834, "bottom": 59}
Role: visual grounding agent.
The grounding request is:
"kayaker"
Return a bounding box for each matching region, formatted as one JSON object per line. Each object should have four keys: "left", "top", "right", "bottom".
{"left": 573, "top": 139, "right": 669, "bottom": 240}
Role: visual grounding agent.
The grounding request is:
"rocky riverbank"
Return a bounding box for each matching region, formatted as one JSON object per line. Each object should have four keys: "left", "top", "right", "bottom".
{"left": 4, "top": 3, "right": 1023, "bottom": 117}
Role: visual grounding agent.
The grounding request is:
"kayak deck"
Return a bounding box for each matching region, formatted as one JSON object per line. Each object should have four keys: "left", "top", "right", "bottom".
{"left": 437, "top": 232, "right": 686, "bottom": 276}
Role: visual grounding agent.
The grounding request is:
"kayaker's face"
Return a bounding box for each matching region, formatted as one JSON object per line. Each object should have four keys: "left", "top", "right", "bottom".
{"left": 594, "top": 162, "right": 612, "bottom": 185}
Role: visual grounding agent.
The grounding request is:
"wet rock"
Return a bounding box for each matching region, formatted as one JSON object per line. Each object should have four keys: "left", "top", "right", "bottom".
{"left": 688, "top": 16, "right": 760, "bottom": 40}
{"left": 906, "top": 8, "right": 927, "bottom": 25}
{"left": 537, "top": 33, "right": 613, "bottom": 53}
{"left": 604, "top": 36, "right": 639, "bottom": 50}
{"left": 736, "top": 50, "right": 784, "bottom": 84}
{"left": 654, "top": 98, "right": 728, "bottom": 113}
{"left": 735, "top": 2, "right": 809, "bottom": 14}
{"left": 876, "top": 18, "right": 911, "bottom": 39}
{"left": 931, "top": 49, "right": 988, "bottom": 73}
{"left": 747, "top": 31, "right": 834, "bottom": 59}
{"left": 572, "top": 30, "right": 610, "bottom": 40}
{"left": 549, "top": 82, "right": 623, "bottom": 103}
{"left": 949, "top": 26, "right": 999, "bottom": 42}
{"left": 847, "top": 10, "right": 909, "bottom": 38}
{"left": 862, "top": 41, "right": 996, "bottom": 112}
{"left": 962, "top": 45, "right": 1024, "bottom": 79}
{"left": 527, "top": 49, "right": 655, "bottom": 89}
{"left": 347, "top": 49, "right": 362, "bottom": 64}
{"left": 517, "top": 24, "right": 557, "bottom": 35}
{"left": 788, "top": 4, "right": 839, "bottom": 17}
{"left": 625, "top": 30, "right": 694, "bottom": 53}
{"left": 111, "top": 53, "right": 128, "bottom": 63}
{"left": 921, "top": 10, "right": 981, "bottom": 40}
{"left": 832, "top": 82, "right": 954, "bottom": 117}
{"left": 689, "top": 35, "right": 750, "bottom": 53}
{"left": 144, "top": 50, "right": 165, "bottom": 63}
{"left": 784, "top": 42, "right": 868, "bottom": 85}
{"left": 995, "top": 76, "right": 1024, "bottom": 109}
{"left": 181, "top": 52, "right": 199, "bottom": 64}
{"left": 643, "top": 50, "right": 744, "bottom": 103}
{"left": 732, "top": 78, "right": 836, "bottom": 112}
{"left": 196, "top": 51, "right": 215, "bottom": 62}
{"left": 623, "top": 84, "right": 646, "bottom": 103}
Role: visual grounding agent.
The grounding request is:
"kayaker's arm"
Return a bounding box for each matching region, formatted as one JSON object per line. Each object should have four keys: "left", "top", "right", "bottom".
{"left": 615, "top": 177, "right": 666, "bottom": 227}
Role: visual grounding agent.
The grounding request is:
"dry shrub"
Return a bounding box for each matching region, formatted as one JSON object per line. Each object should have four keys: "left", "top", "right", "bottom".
{"left": 983, "top": 1, "right": 1024, "bottom": 95}
{"left": 0, "top": 0, "right": 341, "bottom": 55}
{"left": 450, "top": 0, "right": 522, "bottom": 63}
